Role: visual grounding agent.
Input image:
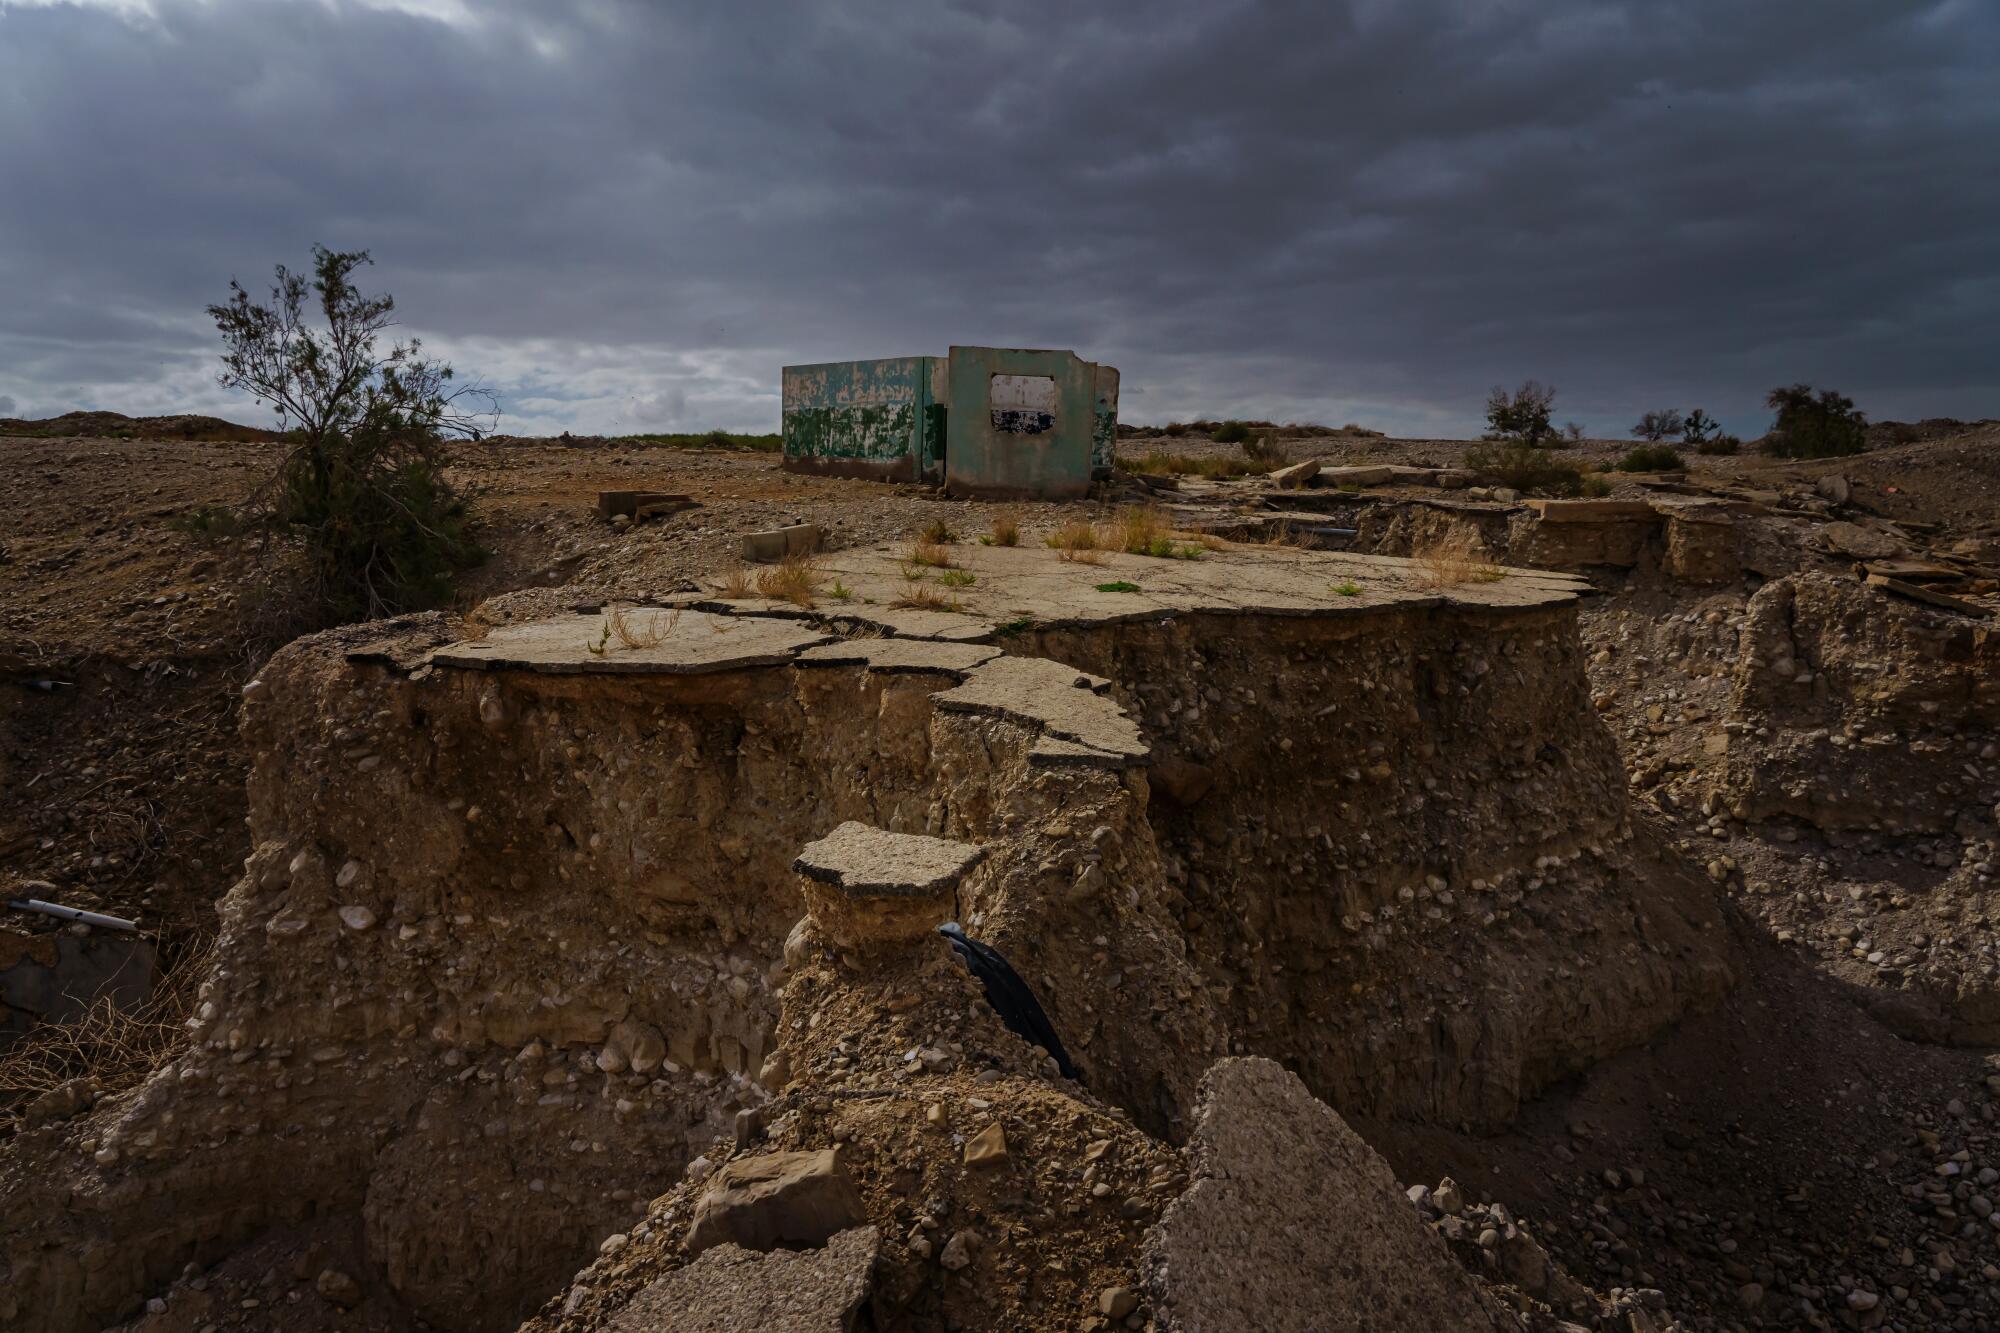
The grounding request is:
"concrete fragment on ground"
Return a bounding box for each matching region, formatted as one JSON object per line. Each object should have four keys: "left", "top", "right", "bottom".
{"left": 1268, "top": 458, "right": 1320, "bottom": 489}
{"left": 596, "top": 490, "right": 696, "bottom": 521}
{"left": 607, "top": 1226, "right": 879, "bottom": 1332}
{"left": 793, "top": 822, "right": 984, "bottom": 951}
{"left": 1143, "top": 1057, "right": 1504, "bottom": 1332}
{"left": 1865, "top": 573, "right": 1990, "bottom": 618}
{"left": 1313, "top": 464, "right": 1393, "bottom": 487}
{"left": 741, "top": 524, "right": 823, "bottom": 563}
{"left": 685, "top": 1148, "right": 868, "bottom": 1255}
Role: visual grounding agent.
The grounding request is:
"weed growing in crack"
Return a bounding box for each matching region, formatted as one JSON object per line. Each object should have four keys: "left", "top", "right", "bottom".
{"left": 1096, "top": 581, "right": 1141, "bottom": 593}
{"left": 1332, "top": 580, "right": 1362, "bottom": 597}
{"left": 755, "top": 553, "right": 825, "bottom": 607}
{"left": 939, "top": 569, "right": 976, "bottom": 588}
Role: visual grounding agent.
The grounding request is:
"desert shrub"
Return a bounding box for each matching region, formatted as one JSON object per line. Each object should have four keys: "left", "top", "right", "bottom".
{"left": 1680, "top": 408, "right": 1721, "bottom": 448}
{"left": 1046, "top": 521, "right": 1103, "bottom": 563}
{"left": 919, "top": 518, "right": 957, "bottom": 544}
{"left": 207, "top": 245, "right": 493, "bottom": 621}
{"left": 1562, "top": 421, "right": 1586, "bottom": 443}
{"left": 988, "top": 512, "right": 1021, "bottom": 547}
{"left": 1463, "top": 443, "right": 1583, "bottom": 495}
{"left": 1697, "top": 433, "right": 1742, "bottom": 456}
{"left": 1580, "top": 473, "right": 1613, "bottom": 497}
{"left": 904, "top": 537, "right": 954, "bottom": 569}
{"left": 1631, "top": 409, "right": 1685, "bottom": 442}
{"left": 1483, "top": 380, "right": 1558, "bottom": 445}
{"left": 166, "top": 503, "right": 246, "bottom": 540}
{"left": 1211, "top": 420, "right": 1251, "bottom": 444}
{"left": 1763, "top": 384, "right": 1867, "bottom": 458}
{"left": 1617, "top": 444, "right": 1684, "bottom": 473}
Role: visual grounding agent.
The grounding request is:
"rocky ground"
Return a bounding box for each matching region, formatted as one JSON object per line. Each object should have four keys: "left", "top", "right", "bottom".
{"left": 4, "top": 413, "right": 2000, "bottom": 1330}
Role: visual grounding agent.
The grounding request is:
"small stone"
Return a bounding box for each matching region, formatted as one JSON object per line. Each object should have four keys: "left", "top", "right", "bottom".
{"left": 1433, "top": 1177, "right": 1464, "bottom": 1215}
{"left": 338, "top": 905, "right": 376, "bottom": 931}
{"left": 940, "top": 1230, "right": 973, "bottom": 1271}
{"left": 315, "top": 1269, "right": 361, "bottom": 1307}
{"left": 1738, "top": 1282, "right": 1764, "bottom": 1309}
{"left": 1099, "top": 1286, "right": 1139, "bottom": 1319}
{"left": 1846, "top": 1289, "right": 1880, "bottom": 1312}
{"left": 598, "top": 1233, "right": 628, "bottom": 1256}
{"left": 964, "top": 1122, "right": 1008, "bottom": 1167}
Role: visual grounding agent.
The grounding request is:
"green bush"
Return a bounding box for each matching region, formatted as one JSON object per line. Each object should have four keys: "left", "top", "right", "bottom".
{"left": 1211, "top": 420, "right": 1251, "bottom": 444}
{"left": 1464, "top": 443, "right": 1583, "bottom": 496}
{"left": 207, "top": 245, "right": 490, "bottom": 621}
{"left": 1696, "top": 433, "right": 1741, "bottom": 456}
{"left": 1616, "top": 444, "right": 1684, "bottom": 473}
{"left": 1762, "top": 384, "right": 1866, "bottom": 458}
{"left": 1483, "top": 380, "right": 1558, "bottom": 445}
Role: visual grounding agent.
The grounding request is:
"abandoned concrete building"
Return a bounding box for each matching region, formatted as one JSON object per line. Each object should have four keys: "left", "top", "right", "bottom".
{"left": 781, "top": 346, "right": 1119, "bottom": 498}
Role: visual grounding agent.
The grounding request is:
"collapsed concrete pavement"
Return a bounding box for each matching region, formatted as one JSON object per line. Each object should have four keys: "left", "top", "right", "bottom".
{"left": 2, "top": 540, "right": 1736, "bottom": 1331}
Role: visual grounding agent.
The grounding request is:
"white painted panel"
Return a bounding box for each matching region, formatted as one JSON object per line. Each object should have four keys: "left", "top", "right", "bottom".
{"left": 991, "top": 374, "right": 1058, "bottom": 411}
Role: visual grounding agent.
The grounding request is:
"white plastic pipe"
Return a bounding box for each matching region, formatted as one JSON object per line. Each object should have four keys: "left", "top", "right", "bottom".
{"left": 6, "top": 898, "right": 139, "bottom": 932}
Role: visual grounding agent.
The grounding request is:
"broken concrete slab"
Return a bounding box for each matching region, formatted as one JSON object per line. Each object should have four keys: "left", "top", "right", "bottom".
{"left": 741, "top": 524, "right": 823, "bottom": 563}
{"left": 1526, "top": 498, "right": 1661, "bottom": 522}
{"left": 794, "top": 822, "right": 985, "bottom": 900}
{"left": 931, "top": 654, "right": 1148, "bottom": 767}
{"left": 686, "top": 1149, "right": 869, "bottom": 1256}
{"left": 794, "top": 639, "right": 1001, "bottom": 674}
{"left": 1313, "top": 464, "right": 1393, "bottom": 487}
{"left": 429, "top": 610, "right": 832, "bottom": 675}
{"left": 1865, "top": 573, "right": 1990, "bottom": 618}
{"left": 1143, "top": 1058, "right": 1504, "bottom": 1333}
{"left": 607, "top": 1226, "right": 879, "bottom": 1333}
{"left": 1267, "top": 458, "right": 1319, "bottom": 489}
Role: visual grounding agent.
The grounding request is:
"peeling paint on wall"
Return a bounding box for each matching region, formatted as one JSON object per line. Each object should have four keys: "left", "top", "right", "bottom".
{"left": 781, "top": 346, "right": 1115, "bottom": 497}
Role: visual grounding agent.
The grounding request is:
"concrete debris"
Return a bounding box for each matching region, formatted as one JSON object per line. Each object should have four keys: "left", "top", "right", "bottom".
{"left": 685, "top": 1149, "right": 869, "bottom": 1256}
{"left": 605, "top": 1226, "right": 879, "bottom": 1332}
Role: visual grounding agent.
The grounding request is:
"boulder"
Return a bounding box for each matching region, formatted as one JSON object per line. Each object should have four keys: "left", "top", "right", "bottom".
{"left": 686, "top": 1149, "right": 869, "bottom": 1256}
{"left": 1142, "top": 1058, "right": 1503, "bottom": 1332}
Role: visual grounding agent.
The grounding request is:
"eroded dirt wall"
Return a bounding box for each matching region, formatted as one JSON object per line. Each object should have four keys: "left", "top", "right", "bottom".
{"left": 1022, "top": 605, "right": 1732, "bottom": 1128}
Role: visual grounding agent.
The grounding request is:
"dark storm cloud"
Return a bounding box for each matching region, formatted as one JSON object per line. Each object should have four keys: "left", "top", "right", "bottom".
{"left": 1, "top": 0, "right": 1994, "bottom": 435}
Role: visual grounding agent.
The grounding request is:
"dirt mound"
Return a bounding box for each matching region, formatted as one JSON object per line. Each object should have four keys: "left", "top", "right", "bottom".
{"left": 0, "top": 411, "right": 281, "bottom": 443}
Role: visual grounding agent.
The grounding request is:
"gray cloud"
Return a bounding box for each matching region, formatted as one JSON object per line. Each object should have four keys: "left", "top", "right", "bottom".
{"left": 1, "top": 0, "right": 1994, "bottom": 437}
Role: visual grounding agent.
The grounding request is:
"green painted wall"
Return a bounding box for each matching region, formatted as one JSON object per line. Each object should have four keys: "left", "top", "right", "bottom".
{"left": 782, "top": 357, "right": 946, "bottom": 482}
{"left": 783, "top": 349, "right": 1114, "bottom": 493}
{"left": 943, "top": 346, "right": 1096, "bottom": 499}
{"left": 1091, "top": 363, "right": 1120, "bottom": 477}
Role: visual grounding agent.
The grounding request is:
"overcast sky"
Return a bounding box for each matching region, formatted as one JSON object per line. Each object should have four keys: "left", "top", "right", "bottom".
{"left": 1, "top": 0, "right": 1995, "bottom": 438}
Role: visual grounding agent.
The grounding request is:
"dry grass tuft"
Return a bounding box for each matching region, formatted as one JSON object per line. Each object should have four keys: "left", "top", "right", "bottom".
{"left": 755, "top": 553, "right": 826, "bottom": 607}
{"left": 1414, "top": 533, "right": 1504, "bottom": 587}
{"left": 1194, "top": 532, "right": 1229, "bottom": 552}
{"left": 608, "top": 604, "right": 682, "bottom": 649}
{"left": 904, "top": 537, "right": 954, "bottom": 570}
{"left": 1046, "top": 521, "right": 1103, "bottom": 564}
{"left": 1110, "top": 506, "right": 1169, "bottom": 555}
{"left": 718, "top": 567, "right": 756, "bottom": 599}
{"left": 0, "top": 935, "right": 214, "bottom": 1134}
{"left": 893, "top": 575, "right": 961, "bottom": 611}
{"left": 988, "top": 511, "right": 1021, "bottom": 547}
{"left": 919, "top": 518, "right": 958, "bottom": 545}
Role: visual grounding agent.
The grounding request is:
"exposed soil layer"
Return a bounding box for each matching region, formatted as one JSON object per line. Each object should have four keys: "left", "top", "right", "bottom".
{"left": 5, "top": 422, "right": 1999, "bottom": 1332}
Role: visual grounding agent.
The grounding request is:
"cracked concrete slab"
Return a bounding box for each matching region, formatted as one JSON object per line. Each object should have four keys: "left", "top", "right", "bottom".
{"left": 429, "top": 609, "right": 832, "bottom": 675}
{"left": 794, "top": 638, "right": 1001, "bottom": 674}
{"left": 794, "top": 822, "right": 986, "bottom": 898}
{"left": 931, "top": 655, "right": 1147, "bottom": 766}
